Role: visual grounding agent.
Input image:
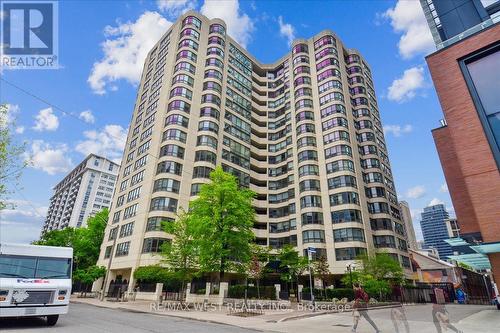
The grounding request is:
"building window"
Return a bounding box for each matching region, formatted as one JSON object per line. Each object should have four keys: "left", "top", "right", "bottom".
{"left": 153, "top": 178, "right": 180, "bottom": 193}
{"left": 146, "top": 216, "right": 173, "bottom": 232}
{"left": 335, "top": 247, "right": 366, "bottom": 261}
{"left": 373, "top": 235, "right": 396, "bottom": 248}
{"left": 301, "top": 212, "right": 323, "bottom": 225}
{"left": 119, "top": 222, "right": 134, "bottom": 238}
{"left": 104, "top": 246, "right": 112, "bottom": 259}
{"left": 115, "top": 241, "right": 130, "bottom": 257}
{"left": 142, "top": 237, "right": 168, "bottom": 253}
{"left": 150, "top": 197, "right": 178, "bottom": 212}
{"left": 333, "top": 227, "right": 365, "bottom": 242}
{"left": 302, "top": 230, "right": 325, "bottom": 243}
{"left": 193, "top": 166, "right": 214, "bottom": 179}
{"left": 300, "top": 195, "right": 322, "bottom": 208}
{"left": 157, "top": 161, "right": 183, "bottom": 176}
{"left": 329, "top": 192, "right": 359, "bottom": 206}
{"left": 108, "top": 227, "right": 118, "bottom": 241}
{"left": 331, "top": 209, "right": 362, "bottom": 224}
{"left": 159, "top": 144, "right": 185, "bottom": 158}
{"left": 462, "top": 44, "right": 500, "bottom": 167}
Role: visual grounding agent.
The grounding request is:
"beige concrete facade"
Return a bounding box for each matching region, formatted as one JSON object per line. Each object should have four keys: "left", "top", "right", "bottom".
{"left": 96, "top": 11, "right": 410, "bottom": 292}
{"left": 399, "top": 201, "right": 418, "bottom": 250}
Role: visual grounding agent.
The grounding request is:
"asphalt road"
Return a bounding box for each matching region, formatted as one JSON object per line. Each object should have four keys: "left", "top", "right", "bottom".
{"left": 0, "top": 303, "right": 258, "bottom": 332}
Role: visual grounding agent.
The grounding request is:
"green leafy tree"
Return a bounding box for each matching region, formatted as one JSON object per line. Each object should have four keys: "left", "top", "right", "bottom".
{"left": 278, "top": 245, "right": 308, "bottom": 297}
{"left": 34, "top": 227, "right": 76, "bottom": 247}
{"left": 0, "top": 104, "right": 26, "bottom": 211}
{"left": 73, "top": 266, "right": 106, "bottom": 296}
{"left": 313, "top": 255, "right": 330, "bottom": 296}
{"left": 36, "top": 209, "right": 108, "bottom": 272}
{"left": 246, "top": 245, "right": 270, "bottom": 299}
{"left": 72, "top": 209, "right": 108, "bottom": 270}
{"left": 189, "top": 166, "right": 256, "bottom": 283}
{"left": 161, "top": 209, "right": 198, "bottom": 297}
{"left": 341, "top": 252, "right": 405, "bottom": 300}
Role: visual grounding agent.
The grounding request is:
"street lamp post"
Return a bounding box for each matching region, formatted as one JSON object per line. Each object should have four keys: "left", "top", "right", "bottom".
{"left": 307, "top": 247, "right": 316, "bottom": 311}
{"left": 347, "top": 263, "right": 354, "bottom": 288}
{"left": 100, "top": 223, "right": 118, "bottom": 301}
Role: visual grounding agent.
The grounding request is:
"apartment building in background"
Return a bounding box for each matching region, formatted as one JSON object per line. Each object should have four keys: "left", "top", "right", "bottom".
{"left": 96, "top": 11, "right": 411, "bottom": 292}
{"left": 420, "top": 204, "right": 453, "bottom": 260}
{"left": 399, "top": 201, "right": 418, "bottom": 250}
{"left": 421, "top": 0, "right": 500, "bottom": 280}
{"left": 445, "top": 218, "right": 460, "bottom": 238}
{"left": 42, "top": 154, "right": 119, "bottom": 233}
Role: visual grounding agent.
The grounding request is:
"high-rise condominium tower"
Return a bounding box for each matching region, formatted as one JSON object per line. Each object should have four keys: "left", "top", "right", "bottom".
{"left": 43, "top": 154, "right": 119, "bottom": 233}
{"left": 96, "top": 11, "right": 410, "bottom": 292}
{"left": 420, "top": 204, "right": 453, "bottom": 260}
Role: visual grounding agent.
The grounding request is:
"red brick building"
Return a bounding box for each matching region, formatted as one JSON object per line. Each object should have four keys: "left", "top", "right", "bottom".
{"left": 426, "top": 22, "right": 500, "bottom": 283}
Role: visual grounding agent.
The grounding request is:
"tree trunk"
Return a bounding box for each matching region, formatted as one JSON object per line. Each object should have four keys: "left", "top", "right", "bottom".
{"left": 257, "top": 279, "right": 260, "bottom": 299}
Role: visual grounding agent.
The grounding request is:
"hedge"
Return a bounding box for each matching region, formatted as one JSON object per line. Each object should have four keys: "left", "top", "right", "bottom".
{"left": 302, "top": 287, "right": 354, "bottom": 301}
{"left": 133, "top": 265, "right": 181, "bottom": 291}
{"left": 228, "top": 285, "right": 276, "bottom": 300}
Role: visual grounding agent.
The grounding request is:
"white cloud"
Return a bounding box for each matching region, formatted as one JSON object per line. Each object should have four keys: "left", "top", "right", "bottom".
{"left": 428, "top": 198, "right": 444, "bottom": 206}
{"left": 201, "top": 0, "right": 254, "bottom": 47}
{"left": 278, "top": 16, "right": 295, "bottom": 46}
{"left": 157, "top": 0, "right": 196, "bottom": 17}
{"left": 15, "top": 126, "right": 25, "bottom": 134}
{"left": 383, "top": 124, "right": 413, "bottom": 137}
{"left": 32, "top": 107, "right": 59, "bottom": 131}
{"left": 88, "top": 11, "right": 173, "bottom": 94}
{"left": 406, "top": 185, "right": 426, "bottom": 199}
{"left": 79, "top": 110, "right": 95, "bottom": 124}
{"left": 75, "top": 124, "right": 127, "bottom": 162}
{"left": 439, "top": 183, "right": 448, "bottom": 193}
{"left": 383, "top": 0, "right": 435, "bottom": 59}
{"left": 26, "top": 140, "right": 73, "bottom": 175}
{"left": 0, "top": 200, "right": 47, "bottom": 244}
{"left": 388, "top": 66, "right": 425, "bottom": 102}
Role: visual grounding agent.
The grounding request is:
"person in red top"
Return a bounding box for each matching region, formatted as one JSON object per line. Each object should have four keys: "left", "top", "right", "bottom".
{"left": 352, "top": 283, "right": 380, "bottom": 333}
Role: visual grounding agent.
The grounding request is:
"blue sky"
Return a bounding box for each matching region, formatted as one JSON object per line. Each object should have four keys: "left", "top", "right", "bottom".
{"left": 1, "top": 0, "right": 457, "bottom": 243}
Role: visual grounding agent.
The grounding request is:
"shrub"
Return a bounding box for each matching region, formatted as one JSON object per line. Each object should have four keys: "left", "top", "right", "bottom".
{"left": 228, "top": 285, "right": 276, "bottom": 300}
{"left": 326, "top": 288, "right": 354, "bottom": 301}
{"left": 195, "top": 288, "right": 206, "bottom": 295}
{"left": 133, "top": 265, "right": 181, "bottom": 291}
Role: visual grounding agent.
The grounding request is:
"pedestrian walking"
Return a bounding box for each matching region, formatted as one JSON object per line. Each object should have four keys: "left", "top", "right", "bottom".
{"left": 391, "top": 304, "right": 410, "bottom": 333}
{"left": 431, "top": 303, "right": 463, "bottom": 333}
{"left": 352, "top": 282, "right": 380, "bottom": 333}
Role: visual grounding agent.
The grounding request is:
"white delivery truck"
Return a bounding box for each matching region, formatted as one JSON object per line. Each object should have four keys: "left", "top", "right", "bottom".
{"left": 0, "top": 243, "right": 73, "bottom": 326}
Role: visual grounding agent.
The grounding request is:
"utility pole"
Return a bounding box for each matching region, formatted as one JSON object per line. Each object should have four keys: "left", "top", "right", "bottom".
{"left": 347, "top": 263, "right": 354, "bottom": 288}
{"left": 100, "top": 223, "right": 118, "bottom": 301}
{"left": 308, "top": 247, "right": 315, "bottom": 311}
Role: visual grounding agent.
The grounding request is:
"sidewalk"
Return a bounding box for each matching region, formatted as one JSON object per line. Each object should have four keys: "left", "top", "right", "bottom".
{"left": 70, "top": 296, "right": 499, "bottom": 333}
{"left": 70, "top": 296, "right": 349, "bottom": 331}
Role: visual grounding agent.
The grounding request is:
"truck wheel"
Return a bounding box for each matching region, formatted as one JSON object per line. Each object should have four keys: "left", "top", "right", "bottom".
{"left": 46, "top": 315, "right": 59, "bottom": 326}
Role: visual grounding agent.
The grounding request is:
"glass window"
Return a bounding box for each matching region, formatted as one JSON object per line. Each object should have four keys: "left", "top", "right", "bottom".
{"left": 142, "top": 238, "right": 168, "bottom": 253}
{"left": 331, "top": 209, "right": 362, "bottom": 224}
{"left": 465, "top": 48, "right": 500, "bottom": 158}
{"left": 302, "top": 230, "right": 325, "bottom": 243}
{"left": 333, "top": 228, "right": 365, "bottom": 242}
{"left": 335, "top": 247, "right": 366, "bottom": 261}
{"left": 150, "top": 197, "right": 178, "bottom": 212}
